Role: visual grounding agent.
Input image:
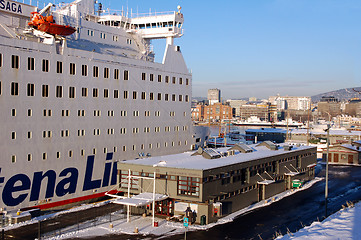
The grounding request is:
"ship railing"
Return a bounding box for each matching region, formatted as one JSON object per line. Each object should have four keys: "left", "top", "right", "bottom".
{"left": 103, "top": 9, "right": 177, "bottom": 19}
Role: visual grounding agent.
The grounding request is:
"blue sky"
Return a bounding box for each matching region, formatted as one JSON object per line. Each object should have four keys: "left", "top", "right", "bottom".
{"left": 49, "top": 0, "right": 361, "bottom": 99}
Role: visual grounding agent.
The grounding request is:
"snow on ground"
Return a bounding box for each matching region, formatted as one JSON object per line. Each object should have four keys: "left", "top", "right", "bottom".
{"left": 278, "top": 201, "right": 361, "bottom": 240}
{"left": 2, "top": 200, "right": 111, "bottom": 231}
{"left": 44, "top": 177, "right": 323, "bottom": 239}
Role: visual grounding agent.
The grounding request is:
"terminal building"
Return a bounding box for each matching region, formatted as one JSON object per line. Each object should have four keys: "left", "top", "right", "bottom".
{"left": 116, "top": 142, "right": 317, "bottom": 224}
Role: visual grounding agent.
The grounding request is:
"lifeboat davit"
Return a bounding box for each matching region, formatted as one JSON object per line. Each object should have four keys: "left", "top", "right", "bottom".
{"left": 28, "top": 12, "right": 76, "bottom": 36}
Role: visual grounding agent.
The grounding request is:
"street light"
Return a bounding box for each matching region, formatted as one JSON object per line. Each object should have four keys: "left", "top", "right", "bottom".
{"left": 324, "top": 111, "right": 331, "bottom": 217}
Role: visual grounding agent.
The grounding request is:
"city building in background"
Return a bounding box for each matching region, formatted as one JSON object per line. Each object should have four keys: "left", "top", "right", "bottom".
{"left": 226, "top": 99, "right": 247, "bottom": 117}
{"left": 317, "top": 96, "right": 342, "bottom": 118}
{"left": 269, "top": 96, "right": 311, "bottom": 111}
{"left": 203, "top": 102, "right": 232, "bottom": 121}
{"left": 208, "top": 88, "right": 221, "bottom": 105}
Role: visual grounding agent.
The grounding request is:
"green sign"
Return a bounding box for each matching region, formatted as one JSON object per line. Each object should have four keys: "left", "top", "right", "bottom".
{"left": 292, "top": 180, "right": 302, "bottom": 188}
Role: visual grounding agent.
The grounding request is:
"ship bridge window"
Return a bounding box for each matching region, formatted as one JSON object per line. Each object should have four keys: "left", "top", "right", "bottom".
{"left": 104, "top": 68, "right": 109, "bottom": 78}
{"left": 28, "top": 57, "right": 35, "bottom": 71}
{"left": 57, "top": 61, "right": 63, "bottom": 74}
{"left": 11, "top": 55, "right": 19, "bottom": 69}
{"left": 42, "top": 85, "right": 48, "bottom": 97}
{"left": 168, "top": 22, "right": 173, "bottom": 27}
{"left": 93, "top": 88, "right": 98, "bottom": 97}
{"left": 146, "top": 24, "right": 151, "bottom": 29}
{"left": 104, "top": 89, "right": 109, "bottom": 98}
{"left": 151, "top": 23, "right": 156, "bottom": 28}
{"left": 139, "top": 24, "right": 145, "bottom": 29}
{"left": 124, "top": 70, "right": 129, "bottom": 80}
{"left": 69, "top": 87, "right": 75, "bottom": 98}
{"left": 163, "top": 22, "right": 168, "bottom": 27}
{"left": 93, "top": 66, "right": 99, "bottom": 77}
{"left": 114, "top": 69, "right": 119, "bottom": 79}
{"left": 82, "top": 87, "right": 88, "bottom": 97}
{"left": 11, "top": 82, "right": 19, "bottom": 96}
{"left": 42, "top": 59, "right": 49, "bottom": 72}
{"left": 70, "top": 63, "right": 76, "bottom": 75}
{"left": 81, "top": 65, "right": 87, "bottom": 76}
{"left": 114, "top": 89, "right": 119, "bottom": 98}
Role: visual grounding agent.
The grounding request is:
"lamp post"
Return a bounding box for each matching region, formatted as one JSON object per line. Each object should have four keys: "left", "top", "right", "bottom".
{"left": 324, "top": 112, "right": 331, "bottom": 217}
{"left": 325, "top": 123, "right": 330, "bottom": 217}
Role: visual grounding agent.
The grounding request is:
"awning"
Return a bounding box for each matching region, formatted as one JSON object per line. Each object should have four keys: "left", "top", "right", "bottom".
{"left": 113, "top": 192, "right": 168, "bottom": 207}
{"left": 257, "top": 180, "right": 275, "bottom": 185}
{"left": 284, "top": 171, "right": 299, "bottom": 176}
{"left": 307, "top": 163, "right": 317, "bottom": 168}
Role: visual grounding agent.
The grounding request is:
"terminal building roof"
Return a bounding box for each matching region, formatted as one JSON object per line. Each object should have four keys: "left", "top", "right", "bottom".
{"left": 121, "top": 144, "right": 315, "bottom": 171}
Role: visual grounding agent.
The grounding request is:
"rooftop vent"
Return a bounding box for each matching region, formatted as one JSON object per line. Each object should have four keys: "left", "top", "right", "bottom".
{"left": 256, "top": 141, "right": 278, "bottom": 150}
{"left": 229, "top": 143, "right": 253, "bottom": 153}
{"left": 203, "top": 148, "right": 222, "bottom": 159}
{"left": 191, "top": 147, "right": 221, "bottom": 159}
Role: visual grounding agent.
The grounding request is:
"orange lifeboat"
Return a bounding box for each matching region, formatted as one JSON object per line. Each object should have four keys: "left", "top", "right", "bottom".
{"left": 28, "top": 12, "right": 76, "bottom": 36}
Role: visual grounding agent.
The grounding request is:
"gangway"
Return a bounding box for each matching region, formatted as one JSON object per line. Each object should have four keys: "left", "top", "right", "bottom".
{"left": 106, "top": 170, "right": 168, "bottom": 227}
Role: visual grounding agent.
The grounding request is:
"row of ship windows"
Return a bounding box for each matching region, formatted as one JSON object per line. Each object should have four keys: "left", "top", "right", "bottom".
{"left": 10, "top": 125, "right": 189, "bottom": 139}
{"left": 10, "top": 140, "right": 188, "bottom": 163}
{"left": 3, "top": 82, "right": 189, "bottom": 102}
{"left": 10, "top": 108, "right": 186, "bottom": 118}
{"left": 0, "top": 54, "right": 189, "bottom": 85}
{"left": 86, "top": 30, "right": 131, "bottom": 45}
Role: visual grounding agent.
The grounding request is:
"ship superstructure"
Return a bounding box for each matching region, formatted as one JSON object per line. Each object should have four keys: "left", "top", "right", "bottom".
{"left": 0, "top": 0, "right": 192, "bottom": 211}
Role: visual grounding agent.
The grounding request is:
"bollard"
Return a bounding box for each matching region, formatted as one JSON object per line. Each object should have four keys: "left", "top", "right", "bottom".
{"left": 109, "top": 223, "right": 113, "bottom": 229}
{"left": 142, "top": 213, "right": 146, "bottom": 218}
{"left": 134, "top": 227, "right": 139, "bottom": 233}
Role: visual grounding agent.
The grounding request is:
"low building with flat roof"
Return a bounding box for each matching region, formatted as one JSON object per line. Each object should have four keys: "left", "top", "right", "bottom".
{"left": 322, "top": 141, "right": 361, "bottom": 165}
{"left": 116, "top": 143, "right": 317, "bottom": 224}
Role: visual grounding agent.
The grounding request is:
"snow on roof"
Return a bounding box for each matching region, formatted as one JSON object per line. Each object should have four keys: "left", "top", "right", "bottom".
{"left": 246, "top": 128, "right": 286, "bottom": 133}
{"left": 121, "top": 144, "right": 315, "bottom": 171}
{"left": 290, "top": 128, "right": 361, "bottom": 136}
{"left": 339, "top": 144, "right": 361, "bottom": 152}
{"left": 113, "top": 193, "right": 168, "bottom": 207}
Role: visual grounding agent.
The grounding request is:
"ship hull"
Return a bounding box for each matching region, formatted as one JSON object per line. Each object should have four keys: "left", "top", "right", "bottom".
{"left": 0, "top": 0, "right": 192, "bottom": 211}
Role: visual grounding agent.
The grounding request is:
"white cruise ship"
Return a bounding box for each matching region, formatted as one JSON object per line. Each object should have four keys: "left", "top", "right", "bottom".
{"left": 0, "top": 0, "right": 192, "bottom": 211}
